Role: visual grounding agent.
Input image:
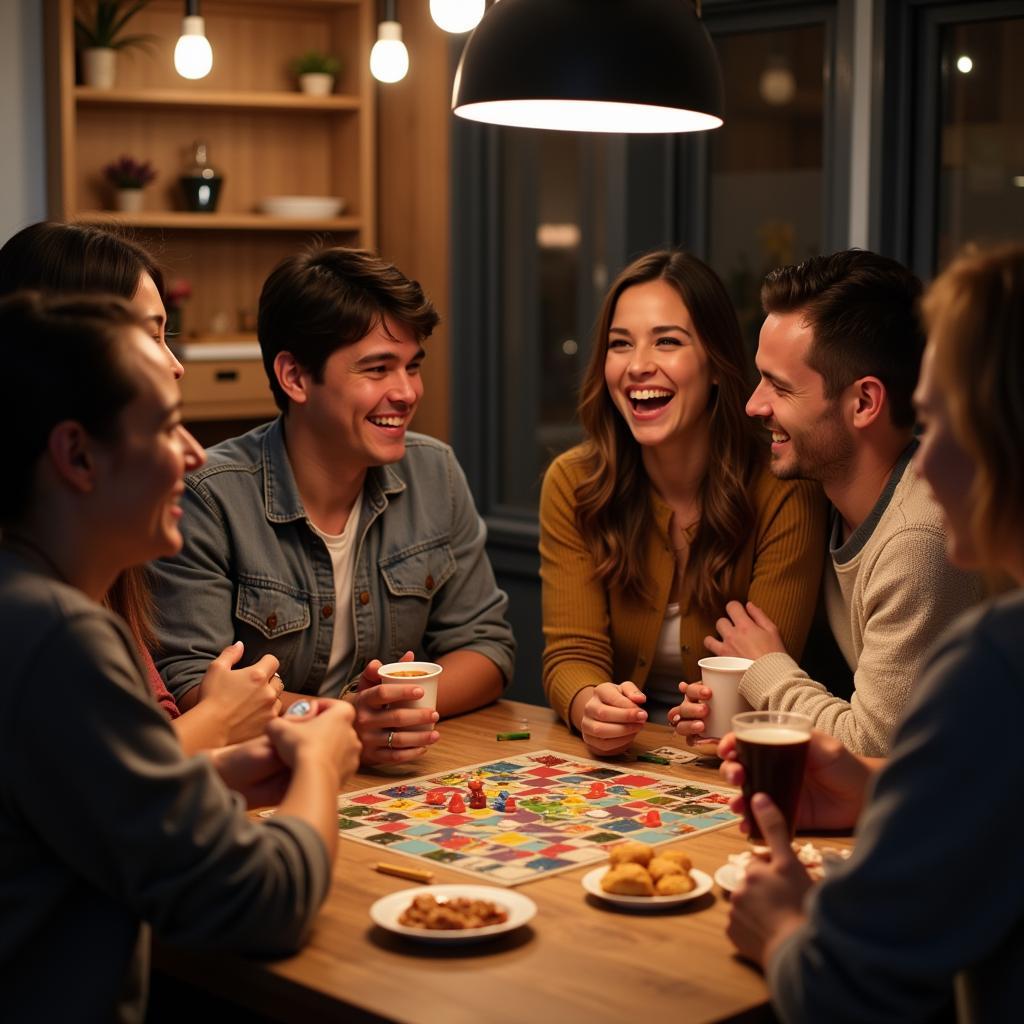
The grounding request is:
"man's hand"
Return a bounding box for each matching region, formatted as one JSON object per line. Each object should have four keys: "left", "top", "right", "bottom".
{"left": 350, "top": 652, "right": 440, "bottom": 765}
{"left": 209, "top": 735, "right": 289, "bottom": 809}
{"left": 718, "top": 730, "right": 876, "bottom": 832}
{"left": 705, "top": 601, "right": 787, "bottom": 660}
{"left": 571, "top": 682, "right": 647, "bottom": 756}
{"left": 265, "top": 698, "right": 362, "bottom": 784}
{"left": 197, "top": 641, "right": 284, "bottom": 744}
{"left": 727, "top": 795, "right": 812, "bottom": 968}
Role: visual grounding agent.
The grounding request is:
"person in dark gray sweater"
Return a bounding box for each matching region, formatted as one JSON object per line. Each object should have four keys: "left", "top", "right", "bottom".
{"left": 0, "top": 293, "right": 361, "bottom": 1022}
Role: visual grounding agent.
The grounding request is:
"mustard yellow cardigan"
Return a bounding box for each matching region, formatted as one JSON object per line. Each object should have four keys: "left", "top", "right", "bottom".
{"left": 539, "top": 447, "right": 827, "bottom": 725}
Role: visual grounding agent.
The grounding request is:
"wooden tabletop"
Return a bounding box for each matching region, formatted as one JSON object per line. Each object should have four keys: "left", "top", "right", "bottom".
{"left": 156, "top": 700, "right": 853, "bottom": 1023}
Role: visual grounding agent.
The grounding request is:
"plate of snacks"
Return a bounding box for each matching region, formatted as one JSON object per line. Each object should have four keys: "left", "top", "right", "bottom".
{"left": 369, "top": 885, "right": 536, "bottom": 943}
{"left": 717, "top": 841, "right": 852, "bottom": 895}
{"left": 581, "top": 841, "right": 712, "bottom": 909}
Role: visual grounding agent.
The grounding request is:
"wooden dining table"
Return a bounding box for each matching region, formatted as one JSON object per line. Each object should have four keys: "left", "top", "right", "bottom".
{"left": 155, "top": 699, "right": 853, "bottom": 1023}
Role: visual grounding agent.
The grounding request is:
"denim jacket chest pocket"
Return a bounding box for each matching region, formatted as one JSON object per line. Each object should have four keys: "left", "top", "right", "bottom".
{"left": 234, "top": 580, "right": 311, "bottom": 674}
{"left": 376, "top": 540, "right": 456, "bottom": 654}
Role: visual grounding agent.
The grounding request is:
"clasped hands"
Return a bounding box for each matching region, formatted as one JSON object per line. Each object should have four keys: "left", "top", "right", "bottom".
{"left": 574, "top": 600, "right": 785, "bottom": 753}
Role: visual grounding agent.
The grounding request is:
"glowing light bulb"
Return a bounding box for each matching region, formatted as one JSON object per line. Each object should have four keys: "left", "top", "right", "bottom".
{"left": 956, "top": 55, "right": 973, "bottom": 74}
{"left": 370, "top": 21, "right": 409, "bottom": 83}
{"left": 430, "top": 0, "right": 485, "bottom": 34}
{"left": 174, "top": 15, "right": 213, "bottom": 80}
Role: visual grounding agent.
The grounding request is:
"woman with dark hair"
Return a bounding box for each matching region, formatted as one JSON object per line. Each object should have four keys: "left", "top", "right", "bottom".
{"left": 0, "top": 221, "right": 282, "bottom": 751}
{"left": 0, "top": 291, "right": 361, "bottom": 1020}
{"left": 540, "top": 250, "right": 825, "bottom": 754}
{"left": 722, "top": 246, "right": 1024, "bottom": 1022}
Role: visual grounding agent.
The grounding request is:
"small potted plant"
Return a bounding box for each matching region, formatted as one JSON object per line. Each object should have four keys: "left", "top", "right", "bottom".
{"left": 75, "top": 1, "right": 156, "bottom": 90}
{"left": 290, "top": 51, "right": 342, "bottom": 96}
{"left": 104, "top": 155, "right": 157, "bottom": 213}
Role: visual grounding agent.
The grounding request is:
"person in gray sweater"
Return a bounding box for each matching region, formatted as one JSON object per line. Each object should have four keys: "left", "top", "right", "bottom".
{"left": 0, "top": 293, "right": 361, "bottom": 1021}
{"left": 720, "top": 244, "right": 1024, "bottom": 1023}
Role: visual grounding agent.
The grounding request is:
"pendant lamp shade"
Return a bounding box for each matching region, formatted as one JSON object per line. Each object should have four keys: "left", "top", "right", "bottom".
{"left": 452, "top": 0, "right": 724, "bottom": 133}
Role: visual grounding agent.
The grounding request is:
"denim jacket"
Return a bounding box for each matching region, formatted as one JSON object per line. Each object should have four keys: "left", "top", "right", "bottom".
{"left": 150, "top": 418, "right": 515, "bottom": 700}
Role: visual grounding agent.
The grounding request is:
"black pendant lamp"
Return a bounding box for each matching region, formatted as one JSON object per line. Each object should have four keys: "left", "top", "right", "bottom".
{"left": 452, "top": 0, "right": 724, "bottom": 133}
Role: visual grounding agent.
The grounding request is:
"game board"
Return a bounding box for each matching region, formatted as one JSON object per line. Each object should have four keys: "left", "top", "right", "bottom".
{"left": 332, "top": 749, "right": 740, "bottom": 887}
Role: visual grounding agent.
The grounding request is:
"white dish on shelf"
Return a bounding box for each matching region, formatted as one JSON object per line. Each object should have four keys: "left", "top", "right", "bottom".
{"left": 258, "top": 195, "right": 346, "bottom": 218}
{"left": 581, "top": 866, "right": 713, "bottom": 910}
{"left": 369, "top": 884, "right": 536, "bottom": 944}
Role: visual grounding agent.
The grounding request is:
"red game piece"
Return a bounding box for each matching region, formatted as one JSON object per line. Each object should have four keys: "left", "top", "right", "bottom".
{"left": 447, "top": 794, "right": 466, "bottom": 813}
{"left": 468, "top": 779, "right": 484, "bottom": 793}
{"left": 469, "top": 791, "right": 487, "bottom": 809}
{"left": 425, "top": 789, "right": 446, "bottom": 806}
{"left": 643, "top": 810, "right": 662, "bottom": 827}
{"left": 503, "top": 797, "right": 517, "bottom": 813}
{"left": 586, "top": 782, "right": 607, "bottom": 799}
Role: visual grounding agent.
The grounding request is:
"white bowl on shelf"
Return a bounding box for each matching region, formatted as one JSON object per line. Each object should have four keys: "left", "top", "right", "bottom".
{"left": 258, "top": 195, "right": 346, "bottom": 218}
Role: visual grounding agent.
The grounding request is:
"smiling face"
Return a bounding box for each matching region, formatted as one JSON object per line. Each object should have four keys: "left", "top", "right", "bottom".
{"left": 746, "top": 311, "right": 855, "bottom": 484}
{"left": 298, "top": 316, "right": 424, "bottom": 471}
{"left": 912, "top": 343, "right": 978, "bottom": 568}
{"left": 603, "top": 279, "right": 714, "bottom": 451}
{"left": 94, "top": 327, "right": 203, "bottom": 565}
{"left": 129, "top": 271, "right": 184, "bottom": 380}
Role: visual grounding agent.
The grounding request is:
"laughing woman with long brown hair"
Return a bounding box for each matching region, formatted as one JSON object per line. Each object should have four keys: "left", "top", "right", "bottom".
{"left": 540, "top": 250, "right": 826, "bottom": 754}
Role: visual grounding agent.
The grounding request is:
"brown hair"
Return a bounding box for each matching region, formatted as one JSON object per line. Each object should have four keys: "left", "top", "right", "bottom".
{"left": 574, "top": 250, "right": 762, "bottom": 610}
{"left": 761, "top": 249, "right": 924, "bottom": 428}
{"left": 258, "top": 246, "right": 440, "bottom": 412}
{"left": 921, "top": 244, "right": 1024, "bottom": 568}
{"left": 0, "top": 223, "right": 166, "bottom": 651}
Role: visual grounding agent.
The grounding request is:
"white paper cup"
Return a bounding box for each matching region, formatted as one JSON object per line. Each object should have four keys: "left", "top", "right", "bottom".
{"left": 697, "top": 656, "right": 753, "bottom": 739}
{"left": 377, "top": 661, "right": 442, "bottom": 731}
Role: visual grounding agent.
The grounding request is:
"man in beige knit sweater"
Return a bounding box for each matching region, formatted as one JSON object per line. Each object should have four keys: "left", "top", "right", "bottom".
{"left": 673, "top": 250, "right": 983, "bottom": 756}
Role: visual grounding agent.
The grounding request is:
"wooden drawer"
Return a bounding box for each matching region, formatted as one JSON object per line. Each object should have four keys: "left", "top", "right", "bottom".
{"left": 180, "top": 358, "right": 277, "bottom": 421}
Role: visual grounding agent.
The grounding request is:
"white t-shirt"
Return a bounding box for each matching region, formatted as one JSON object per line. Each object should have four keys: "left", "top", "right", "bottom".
{"left": 308, "top": 495, "right": 361, "bottom": 694}
{"left": 644, "top": 601, "right": 684, "bottom": 723}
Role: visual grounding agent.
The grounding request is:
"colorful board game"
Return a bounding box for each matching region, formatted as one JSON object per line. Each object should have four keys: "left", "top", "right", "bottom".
{"left": 332, "top": 749, "right": 740, "bottom": 887}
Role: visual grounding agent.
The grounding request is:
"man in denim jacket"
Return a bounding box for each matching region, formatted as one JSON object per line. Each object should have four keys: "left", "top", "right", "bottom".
{"left": 151, "top": 247, "right": 514, "bottom": 764}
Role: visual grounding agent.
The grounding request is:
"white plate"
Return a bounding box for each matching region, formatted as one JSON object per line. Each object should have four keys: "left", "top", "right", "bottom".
{"left": 258, "top": 195, "right": 346, "bottom": 218}
{"left": 714, "top": 863, "right": 743, "bottom": 894}
{"left": 581, "top": 866, "right": 713, "bottom": 909}
{"left": 369, "top": 884, "right": 536, "bottom": 943}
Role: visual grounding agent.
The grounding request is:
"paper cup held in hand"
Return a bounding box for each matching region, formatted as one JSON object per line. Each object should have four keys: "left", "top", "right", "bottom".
{"left": 377, "top": 661, "right": 442, "bottom": 730}
{"left": 697, "top": 656, "right": 753, "bottom": 740}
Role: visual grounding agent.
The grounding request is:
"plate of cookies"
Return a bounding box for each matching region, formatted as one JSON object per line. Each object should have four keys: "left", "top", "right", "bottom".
{"left": 369, "top": 885, "right": 536, "bottom": 943}
{"left": 581, "top": 841, "right": 713, "bottom": 909}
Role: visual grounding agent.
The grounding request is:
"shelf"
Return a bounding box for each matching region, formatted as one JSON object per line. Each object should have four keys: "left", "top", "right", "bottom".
{"left": 72, "top": 211, "right": 362, "bottom": 232}
{"left": 76, "top": 87, "right": 361, "bottom": 112}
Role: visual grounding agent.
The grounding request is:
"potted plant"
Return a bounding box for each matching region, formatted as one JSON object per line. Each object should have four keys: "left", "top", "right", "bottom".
{"left": 104, "top": 155, "right": 157, "bottom": 213}
{"left": 290, "top": 51, "right": 342, "bottom": 96}
{"left": 75, "top": 1, "right": 156, "bottom": 90}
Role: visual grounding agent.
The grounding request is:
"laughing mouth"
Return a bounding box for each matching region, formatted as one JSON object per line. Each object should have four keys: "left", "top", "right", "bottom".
{"left": 368, "top": 415, "right": 405, "bottom": 428}
{"left": 628, "top": 387, "right": 673, "bottom": 413}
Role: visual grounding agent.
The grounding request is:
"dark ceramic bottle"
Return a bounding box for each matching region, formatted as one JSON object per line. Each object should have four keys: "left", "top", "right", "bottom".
{"left": 180, "top": 141, "right": 222, "bottom": 212}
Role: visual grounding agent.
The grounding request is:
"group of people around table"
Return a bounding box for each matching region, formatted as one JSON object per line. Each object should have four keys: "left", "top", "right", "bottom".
{"left": 0, "top": 216, "right": 1020, "bottom": 1023}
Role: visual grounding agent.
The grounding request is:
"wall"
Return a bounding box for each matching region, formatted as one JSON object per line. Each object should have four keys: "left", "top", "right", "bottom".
{"left": 0, "top": 0, "right": 47, "bottom": 242}
{"left": 376, "top": 3, "right": 454, "bottom": 444}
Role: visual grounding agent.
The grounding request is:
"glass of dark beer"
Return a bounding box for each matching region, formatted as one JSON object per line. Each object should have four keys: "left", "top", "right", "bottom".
{"left": 731, "top": 711, "right": 812, "bottom": 841}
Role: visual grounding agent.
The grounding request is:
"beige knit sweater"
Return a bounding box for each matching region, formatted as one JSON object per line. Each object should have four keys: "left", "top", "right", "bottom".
{"left": 741, "top": 452, "right": 984, "bottom": 756}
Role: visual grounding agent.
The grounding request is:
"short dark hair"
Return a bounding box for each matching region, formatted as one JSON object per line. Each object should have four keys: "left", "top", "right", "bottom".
{"left": 0, "top": 292, "right": 142, "bottom": 524}
{"left": 761, "top": 250, "right": 924, "bottom": 428}
{"left": 0, "top": 221, "right": 166, "bottom": 303}
{"left": 257, "top": 246, "right": 440, "bottom": 411}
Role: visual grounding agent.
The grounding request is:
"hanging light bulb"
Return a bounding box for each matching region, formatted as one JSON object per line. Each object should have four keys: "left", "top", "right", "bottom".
{"left": 430, "top": 0, "right": 485, "bottom": 34}
{"left": 174, "top": 1, "right": 213, "bottom": 80}
{"left": 370, "top": 1, "right": 409, "bottom": 84}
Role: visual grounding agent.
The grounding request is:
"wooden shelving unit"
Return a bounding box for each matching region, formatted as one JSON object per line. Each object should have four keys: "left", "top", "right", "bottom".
{"left": 45, "top": 0, "right": 376, "bottom": 423}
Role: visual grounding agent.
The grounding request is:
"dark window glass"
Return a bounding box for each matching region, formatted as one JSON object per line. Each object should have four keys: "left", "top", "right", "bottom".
{"left": 707, "top": 24, "right": 826, "bottom": 352}
{"left": 936, "top": 16, "right": 1024, "bottom": 268}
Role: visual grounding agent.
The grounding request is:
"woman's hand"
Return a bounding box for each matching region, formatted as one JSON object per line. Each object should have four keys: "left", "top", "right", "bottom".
{"left": 350, "top": 653, "right": 440, "bottom": 765}
{"left": 197, "top": 641, "right": 284, "bottom": 744}
{"left": 668, "top": 680, "right": 710, "bottom": 740}
{"left": 727, "top": 794, "right": 812, "bottom": 968}
{"left": 265, "top": 698, "right": 362, "bottom": 785}
{"left": 705, "top": 600, "right": 787, "bottom": 660}
{"left": 571, "top": 682, "right": 647, "bottom": 756}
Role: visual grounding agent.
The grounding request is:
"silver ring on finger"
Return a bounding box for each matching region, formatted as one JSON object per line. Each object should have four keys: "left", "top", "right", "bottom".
{"left": 386, "top": 730, "right": 395, "bottom": 749}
